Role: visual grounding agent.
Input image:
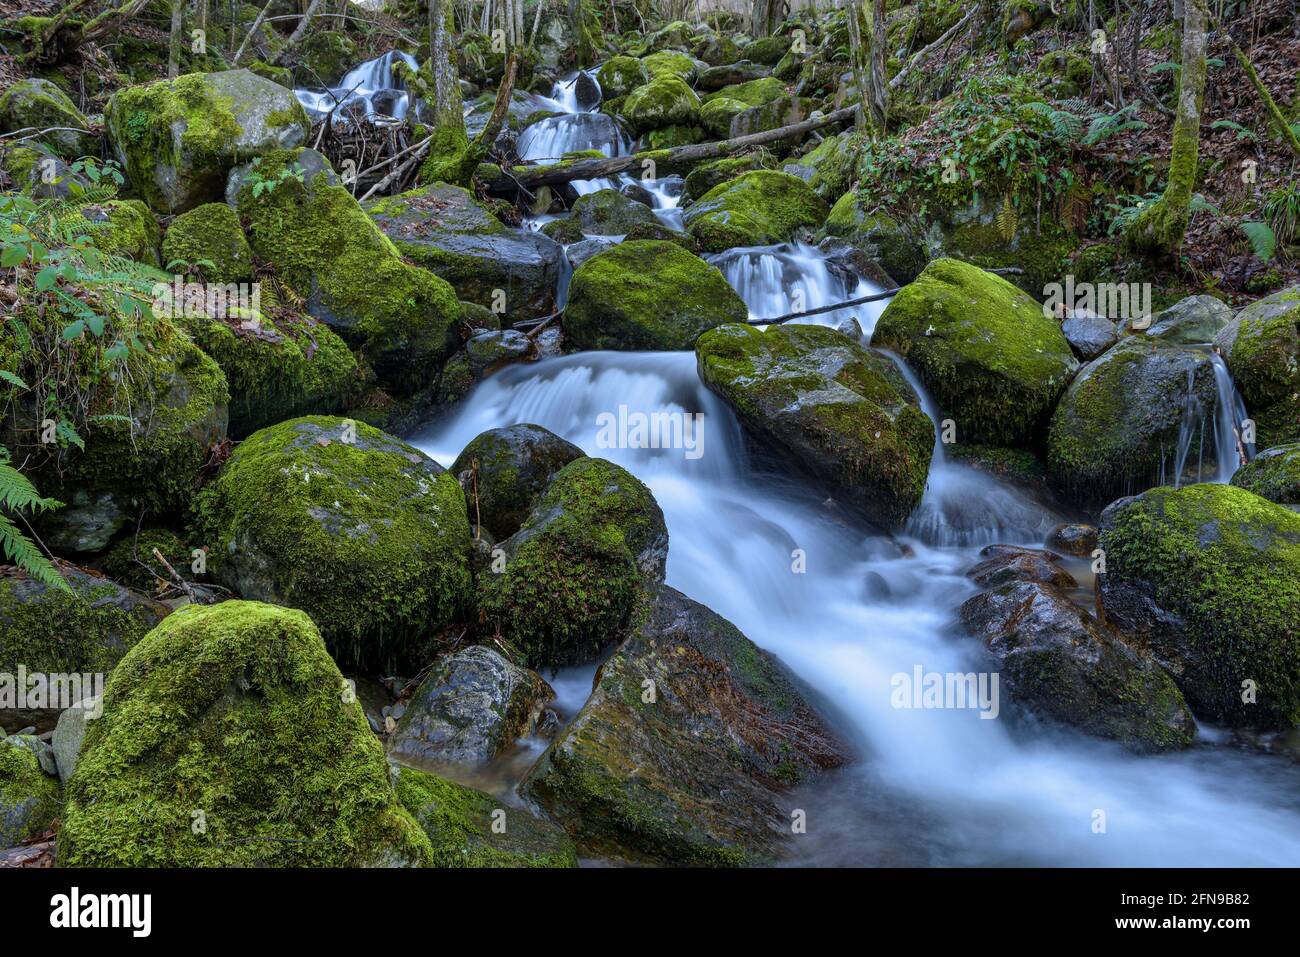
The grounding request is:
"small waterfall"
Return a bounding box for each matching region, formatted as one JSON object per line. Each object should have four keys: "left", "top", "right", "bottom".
{"left": 1210, "top": 351, "right": 1253, "bottom": 482}
{"left": 295, "top": 50, "right": 421, "bottom": 124}
{"left": 1169, "top": 349, "right": 1253, "bottom": 487}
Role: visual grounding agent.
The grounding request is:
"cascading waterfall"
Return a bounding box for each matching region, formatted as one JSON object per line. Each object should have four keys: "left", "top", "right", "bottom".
{"left": 294, "top": 50, "right": 422, "bottom": 123}
{"left": 1169, "top": 349, "right": 1254, "bottom": 488}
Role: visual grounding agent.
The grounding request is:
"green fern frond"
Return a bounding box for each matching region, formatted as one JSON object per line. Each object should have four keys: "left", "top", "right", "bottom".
{"left": 1241, "top": 221, "right": 1277, "bottom": 261}
{"left": 0, "top": 514, "right": 68, "bottom": 591}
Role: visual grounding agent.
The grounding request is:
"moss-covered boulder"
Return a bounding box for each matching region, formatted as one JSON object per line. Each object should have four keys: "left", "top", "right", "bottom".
{"left": 394, "top": 766, "right": 576, "bottom": 867}
{"left": 703, "top": 76, "right": 785, "bottom": 108}
{"left": 1231, "top": 443, "right": 1300, "bottom": 505}
{"left": 684, "top": 171, "right": 829, "bottom": 253}
{"left": 640, "top": 50, "right": 697, "bottom": 81}
{"left": 1215, "top": 286, "right": 1300, "bottom": 448}
{"left": 57, "top": 601, "right": 434, "bottom": 866}
{"left": 194, "top": 416, "right": 473, "bottom": 671}
{"left": 556, "top": 187, "right": 661, "bottom": 236}
{"left": 520, "top": 586, "right": 846, "bottom": 865}
{"left": 106, "top": 69, "right": 309, "bottom": 214}
{"left": 730, "top": 95, "right": 814, "bottom": 141}
{"left": 1098, "top": 483, "right": 1300, "bottom": 729}
{"left": 785, "top": 131, "right": 857, "bottom": 201}
{"left": 477, "top": 457, "right": 668, "bottom": 669}
{"left": 231, "top": 149, "right": 461, "bottom": 396}
{"left": 0, "top": 78, "right": 96, "bottom": 159}
{"left": 1047, "top": 338, "right": 1219, "bottom": 503}
{"left": 699, "top": 95, "right": 750, "bottom": 138}
{"left": 0, "top": 735, "right": 62, "bottom": 847}
{"left": 744, "top": 35, "right": 790, "bottom": 65}
{"left": 874, "top": 258, "right": 1078, "bottom": 445}
{"left": 697, "top": 60, "right": 770, "bottom": 92}
{"left": 162, "top": 202, "right": 254, "bottom": 282}
{"left": 101, "top": 528, "right": 191, "bottom": 593}
{"left": 697, "top": 323, "right": 934, "bottom": 526}
{"left": 622, "top": 75, "right": 701, "bottom": 135}
{"left": 449, "top": 424, "right": 584, "bottom": 541}
{"left": 80, "top": 198, "right": 161, "bottom": 267}
{"left": 387, "top": 645, "right": 554, "bottom": 766}
{"left": 825, "top": 191, "right": 926, "bottom": 283}
{"left": 960, "top": 578, "right": 1196, "bottom": 752}
{"left": 597, "top": 56, "right": 649, "bottom": 98}
{"left": 684, "top": 152, "right": 775, "bottom": 200}
{"left": 297, "top": 29, "right": 356, "bottom": 86}
{"left": 1145, "top": 294, "right": 1232, "bottom": 345}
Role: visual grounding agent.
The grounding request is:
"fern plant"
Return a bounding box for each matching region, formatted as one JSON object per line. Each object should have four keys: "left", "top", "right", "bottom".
{"left": 1241, "top": 221, "right": 1277, "bottom": 261}
{"left": 0, "top": 443, "right": 67, "bottom": 590}
{"left": 1263, "top": 183, "right": 1300, "bottom": 250}
{"left": 1082, "top": 104, "right": 1147, "bottom": 147}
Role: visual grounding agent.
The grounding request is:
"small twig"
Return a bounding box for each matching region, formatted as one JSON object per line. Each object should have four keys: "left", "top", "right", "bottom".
{"left": 151, "top": 546, "right": 200, "bottom": 603}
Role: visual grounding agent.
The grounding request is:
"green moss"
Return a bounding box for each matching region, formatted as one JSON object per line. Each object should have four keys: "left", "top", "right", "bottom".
{"left": 1231, "top": 443, "right": 1300, "bottom": 505}
{"left": 162, "top": 203, "right": 254, "bottom": 282}
{"left": 1099, "top": 484, "right": 1300, "bottom": 728}
{"left": 874, "top": 258, "right": 1078, "bottom": 445}
{"left": 699, "top": 96, "right": 749, "bottom": 138}
{"left": 393, "top": 767, "right": 577, "bottom": 867}
{"left": 562, "top": 240, "right": 747, "bottom": 350}
{"left": 477, "top": 457, "right": 665, "bottom": 669}
{"left": 622, "top": 75, "right": 701, "bottom": 135}
{"left": 0, "top": 737, "right": 62, "bottom": 846}
{"left": 640, "top": 50, "right": 695, "bottom": 80}
{"left": 684, "top": 152, "right": 775, "bottom": 200}
{"left": 702, "top": 77, "right": 786, "bottom": 107}
{"left": 85, "top": 199, "right": 161, "bottom": 267}
{"left": 57, "top": 601, "right": 435, "bottom": 866}
{"left": 597, "top": 56, "right": 648, "bottom": 98}
{"left": 825, "top": 192, "right": 925, "bottom": 283}
{"left": 646, "top": 125, "right": 705, "bottom": 149}
{"left": 193, "top": 416, "right": 473, "bottom": 672}
{"left": 0, "top": 78, "right": 94, "bottom": 159}
{"left": 684, "top": 170, "right": 829, "bottom": 253}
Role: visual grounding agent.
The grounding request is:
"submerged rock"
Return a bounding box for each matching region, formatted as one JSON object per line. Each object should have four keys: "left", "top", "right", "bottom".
{"left": 960, "top": 581, "right": 1196, "bottom": 752}
{"left": 58, "top": 602, "right": 434, "bottom": 866}
{"left": 874, "top": 258, "right": 1078, "bottom": 445}
{"left": 520, "top": 586, "right": 847, "bottom": 865}
{"left": 450, "top": 424, "right": 585, "bottom": 541}
{"left": 1215, "top": 286, "right": 1300, "bottom": 448}
{"left": 194, "top": 416, "right": 473, "bottom": 672}
{"left": 106, "top": 69, "right": 309, "bottom": 214}
{"left": 966, "top": 544, "right": 1077, "bottom": 589}
{"left": 1231, "top": 443, "right": 1300, "bottom": 505}
{"left": 1047, "top": 337, "right": 1218, "bottom": 504}
{"left": 563, "top": 240, "right": 747, "bottom": 350}
{"left": 387, "top": 646, "right": 554, "bottom": 766}
{"left": 696, "top": 323, "right": 934, "bottom": 527}
{"left": 477, "top": 457, "right": 668, "bottom": 669}
{"left": 684, "top": 170, "right": 829, "bottom": 253}
{"left": 1098, "top": 483, "right": 1300, "bottom": 729}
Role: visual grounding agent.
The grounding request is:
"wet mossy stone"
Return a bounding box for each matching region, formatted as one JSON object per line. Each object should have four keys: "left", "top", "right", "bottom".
{"left": 684, "top": 170, "right": 829, "bottom": 254}
{"left": 106, "top": 69, "right": 309, "bottom": 214}
{"left": 563, "top": 240, "right": 747, "bottom": 351}
{"left": 477, "top": 457, "right": 668, "bottom": 669}
{"left": 231, "top": 149, "right": 461, "bottom": 396}
{"left": 0, "top": 735, "right": 62, "bottom": 847}
{"left": 393, "top": 766, "right": 577, "bottom": 867}
{"left": 162, "top": 202, "right": 254, "bottom": 283}
{"left": 874, "top": 258, "right": 1078, "bottom": 446}
{"left": 519, "top": 585, "right": 847, "bottom": 865}
{"left": 640, "top": 50, "right": 697, "bottom": 81}
{"left": 561, "top": 188, "right": 660, "bottom": 236}
{"left": 1230, "top": 443, "right": 1300, "bottom": 506}
{"left": 786, "top": 131, "right": 856, "bottom": 201}
{"left": 825, "top": 193, "right": 926, "bottom": 283}
{"left": 699, "top": 95, "right": 750, "bottom": 138}
{"left": 57, "top": 601, "right": 435, "bottom": 867}
{"left": 702, "top": 76, "right": 785, "bottom": 108}
{"left": 1098, "top": 484, "right": 1300, "bottom": 729}
{"left": 80, "top": 198, "right": 161, "bottom": 267}
{"left": 623, "top": 75, "right": 701, "bottom": 135}
{"left": 684, "top": 152, "right": 775, "bottom": 201}
{"left": 450, "top": 424, "right": 585, "bottom": 541}
{"left": 193, "top": 416, "right": 473, "bottom": 672}
{"left": 697, "top": 323, "right": 934, "bottom": 527}
{"left": 1145, "top": 294, "right": 1232, "bottom": 345}
{"left": 387, "top": 645, "right": 554, "bottom": 766}
{"left": 960, "top": 579, "right": 1196, "bottom": 752}
{"left": 1047, "top": 337, "right": 1218, "bottom": 504}
{"left": 0, "top": 78, "right": 96, "bottom": 159}
{"left": 744, "top": 36, "right": 789, "bottom": 65}
{"left": 597, "top": 56, "right": 649, "bottom": 98}
{"left": 1214, "top": 285, "right": 1300, "bottom": 448}
{"left": 366, "top": 182, "right": 563, "bottom": 323}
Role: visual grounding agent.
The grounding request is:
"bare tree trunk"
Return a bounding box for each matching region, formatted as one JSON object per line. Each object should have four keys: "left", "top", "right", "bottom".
{"left": 843, "top": 0, "right": 869, "bottom": 129}
{"left": 430, "top": 0, "right": 464, "bottom": 129}
{"left": 1126, "top": 0, "right": 1207, "bottom": 256}
{"left": 233, "top": 0, "right": 273, "bottom": 65}
{"left": 272, "top": 0, "right": 326, "bottom": 65}
{"left": 751, "top": 0, "right": 782, "bottom": 37}
{"left": 867, "top": 0, "right": 888, "bottom": 129}
{"left": 168, "top": 0, "right": 185, "bottom": 78}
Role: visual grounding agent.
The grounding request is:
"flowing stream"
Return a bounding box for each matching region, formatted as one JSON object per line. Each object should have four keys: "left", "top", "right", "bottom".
{"left": 319, "top": 57, "right": 1299, "bottom": 865}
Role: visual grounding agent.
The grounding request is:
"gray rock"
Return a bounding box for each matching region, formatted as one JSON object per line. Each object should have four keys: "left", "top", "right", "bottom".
{"left": 1061, "top": 310, "right": 1118, "bottom": 360}
{"left": 4, "top": 734, "right": 58, "bottom": 776}
{"left": 1046, "top": 523, "right": 1099, "bottom": 557}
{"left": 966, "top": 544, "right": 1077, "bottom": 589}
{"left": 561, "top": 187, "right": 661, "bottom": 236}
{"left": 1145, "top": 295, "right": 1232, "bottom": 344}
{"left": 387, "top": 646, "right": 554, "bottom": 766}
{"left": 565, "top": 235, "right": 621, "bottom": 268}
{"left": 38, "top": 489, "right": 128, "bottom": 554}
{"left": 465, "top": 330, "right": 533, "bottom": 378}
{"left": 0, "top": 78, "right": 97, "bottom": 158}
{"left": 51, "top": 696, "right": 99, "bottom": 784}
{"left": 696, "top": 60, "right": 771, "bottom": 92}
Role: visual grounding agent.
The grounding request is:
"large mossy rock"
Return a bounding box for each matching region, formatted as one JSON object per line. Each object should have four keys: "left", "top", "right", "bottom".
{"left": 230, "top": 149, "right": 461, "bottom": 396}
{"left": 1047, "top": 338, "right": 1218, "bottom": 503}
{"left": 873, "top": 258, "right": 1078, "bottom": 445}
{"left": 622, "top": 75, "right": 701, "bottom": 135}
{"left": 1231, "top": 443, "right": 1300, "bottom": 505}
{"left": 477, "top": 457, "right": 668, "bottom": 669}
{"left": 520, "top": 586, "right": 847, "bottom": 865}
{"left": 960, "top": 578, "right": 1196, "bottom": 752}
{"left": 80, "top": 198, "right": 161, "bottom": 266}
{"left": 554, "top": 187, "right": 661, "bottom": 236}
{"left": 194, "top": 416, "right": 473, "bottom": 672}
{"left": 57, "top": 601, "right": 434, "bottom": 867}
{"left": 449, "top": 424, "right": 585, "bottom": 541}
{"left": 684, "top": 171, "right": 829, "bottom": 253}
{"left": 0, "top": 78, "right": 96, "bottom": 159}
{"left": 563, "top": 240, "right": 747, "bottom": 350}
{"left": 1215, "top": 286, "right": 1300, "bottom": 448}
{"left": 393, "top": 766, "right": 576, "bottom": 867}
{"left": 1145, "top": 294, "right": 1232, "bottom": 344}
{"left": 387, "top": 646, "right": 554, "bottom": 766}
{"left": 1098, "top": 483, "right": 1300, "bottom": 729}
{"left": 640, "top": 50, "right": 698, "bottom": 81}
{"left": 366, "top": 183, "right": 564, "bottom": 322}
{"left": 596, "top": 56, "right": 649, "bottom": 98}
{"left": 0, "top": 735, "right": 62, "bottom": 847}
{"left": 106, "top": 69, "right": 309, "bottom": 214}
{"left": 161, "top": 202, "right": 254, "bottom": 282}
{"left": 824, "top": 191, "right": 926, "bottom": 283}
{"left": 697, "top": 323, "right": 934, "bottom": 526}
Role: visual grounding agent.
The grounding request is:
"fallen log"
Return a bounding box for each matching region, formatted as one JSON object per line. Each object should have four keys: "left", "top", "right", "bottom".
{"left": 483, "top": 104, "right": 860, "bottom": 195}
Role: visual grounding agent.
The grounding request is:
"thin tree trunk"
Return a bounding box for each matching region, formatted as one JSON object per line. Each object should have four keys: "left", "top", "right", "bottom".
{"left": 233, "top": 0, "right": 274, "bottom": 65}
{"left": 844, "top": 0, "right": 869, "bottom": 130}
{"left": 168, "top": 0, "right": 185, "bottom": 78}
{"left": 867, "top": 0, "right": 888, "bottom": 129}
{"left": 430, "top": 0, "right": 464, "bottom": 129}
{"left": 271, "top": 0, "right": 326, "bottom": 65}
